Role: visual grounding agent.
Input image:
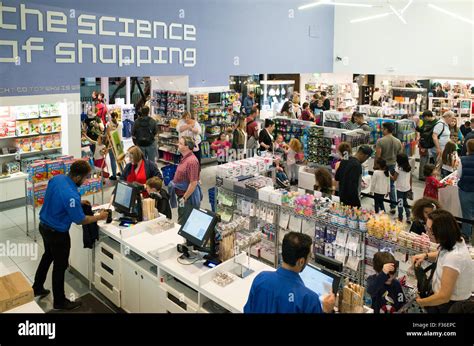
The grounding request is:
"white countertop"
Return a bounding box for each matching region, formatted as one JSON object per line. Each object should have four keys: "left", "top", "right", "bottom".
{"left": 0, "top": 172, "right": 28, "bottom": 183}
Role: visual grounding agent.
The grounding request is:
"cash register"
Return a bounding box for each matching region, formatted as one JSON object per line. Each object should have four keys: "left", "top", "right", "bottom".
{"left": 112, "top": 181, "right": 144, "bottom": 225}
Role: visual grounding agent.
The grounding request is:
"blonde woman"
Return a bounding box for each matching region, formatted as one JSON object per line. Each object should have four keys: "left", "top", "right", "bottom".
{"left": 177, "top": 111, "right": 202, "bottom": 164}
{"left": 286, "top": 138, "right": 303, "bottom": 185}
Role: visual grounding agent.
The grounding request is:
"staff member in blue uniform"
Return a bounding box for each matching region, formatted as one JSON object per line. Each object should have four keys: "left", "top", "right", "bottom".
{"left": 244, "top": 232, "right": 335, "bottom": 313}
{"left": 32, "top": 160, "right": 108, "bottom": 310}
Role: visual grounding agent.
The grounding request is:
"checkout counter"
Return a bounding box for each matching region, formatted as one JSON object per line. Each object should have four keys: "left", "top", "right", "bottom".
{"left": 69, "top": 201, "right": 273, "bottom": 313}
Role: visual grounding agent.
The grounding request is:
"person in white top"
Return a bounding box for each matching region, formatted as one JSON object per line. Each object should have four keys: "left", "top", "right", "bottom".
{"left": 390, "top": 153, "right": 412, "bottom": 223}
{"left": 431, "top": 111, "right": 454, "bottom": 170}
{"left": 177, "top": 111, "right": 202, "bottom": 164}
{"left": 370, "top": 158, "right": 390, "bottom": 213}
{"left": 413, "top": 210, "right": 474, "bottom": 313}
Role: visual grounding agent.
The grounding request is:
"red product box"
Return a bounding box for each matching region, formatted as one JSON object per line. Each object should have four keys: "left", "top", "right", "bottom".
{"left": 46, "top": 160, "right": 64, "bottom": 179}
{"left": 27, "top": 162, "right": 47, "bottom": 183}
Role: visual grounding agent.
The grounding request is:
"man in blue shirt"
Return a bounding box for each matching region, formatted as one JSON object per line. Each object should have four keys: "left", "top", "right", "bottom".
{"left": 243, "top": 91, "right": 257, "bottom": 115}
{"left": 32, "top": 160, "right": 108, "bottom": 310}
{"left": 244, "top": 232, "right": 335, "bottom": 313}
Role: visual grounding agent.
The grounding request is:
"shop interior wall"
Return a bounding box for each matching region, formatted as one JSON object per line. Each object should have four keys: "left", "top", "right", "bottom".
{"left": 0, "top": 93, "right": 81, "bottom": 158}
{"left": 333, "top": 1, "right": 474, "bottom": 79}
{"left": 299, "top": 73, "right": 353, "bottom": 102}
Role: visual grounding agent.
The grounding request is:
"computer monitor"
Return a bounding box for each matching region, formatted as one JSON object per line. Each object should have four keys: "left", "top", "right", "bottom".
{"left": 112, "top": 181, "right": 142, "bottom": 220}
{"left": 300, "top": 264, "right": 341, "bottom": 299}
{"left": 314, "top": 253, "right": 343, "bottom": 272}
{"left": 178, "top": 208, "right": 218, "bottom": 249}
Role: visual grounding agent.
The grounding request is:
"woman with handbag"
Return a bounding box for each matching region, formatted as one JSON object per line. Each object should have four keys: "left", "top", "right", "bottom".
{"left": 412, "top": 209, "right": 473, "bottom": 313}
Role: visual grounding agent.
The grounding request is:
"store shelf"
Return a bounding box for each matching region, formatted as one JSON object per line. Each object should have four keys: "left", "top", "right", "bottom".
{"left": 158, "top": 159, "right": 177, "bottom": 165}
{"left": 0, "top": 135, "right": 18, "bottom": 140}
{"left": 159, "top": 133, "right": 179, "bottom": 139}
{"left": 13, "top": 131, "right": 61, "bottom": 139}
{"left": 20, "top": 147, "right": 62, "bottom": 155}
{"left": 158, "top": 147, "right": 179, "bottom": 155}
{"left": 0, "top": 153, "right": 17, "bottom": 158}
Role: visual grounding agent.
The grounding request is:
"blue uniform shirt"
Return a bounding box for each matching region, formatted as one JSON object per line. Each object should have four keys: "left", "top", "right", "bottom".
{"left": 39, "top": 175, "right": 86, "bottom": 232}
{"left": 244, "top": 267, "right": 323, "bottom": 313}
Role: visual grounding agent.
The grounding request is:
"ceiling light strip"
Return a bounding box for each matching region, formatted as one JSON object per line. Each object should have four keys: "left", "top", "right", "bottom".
{"left": 350, "top": 12, "right": 391, "bottom": 24}
{"left": 401, "top": 0, "right": 413, "bottom": 14}
{"left": 389, "top": 5, "right": 407, "bottom": 24}
{"left": 428, "top": 4, "right": 474, "bottom": 25}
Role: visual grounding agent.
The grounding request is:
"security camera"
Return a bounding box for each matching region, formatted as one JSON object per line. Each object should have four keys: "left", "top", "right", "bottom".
{"left": 335, "top": 56, "right": 342, "bottom": 62}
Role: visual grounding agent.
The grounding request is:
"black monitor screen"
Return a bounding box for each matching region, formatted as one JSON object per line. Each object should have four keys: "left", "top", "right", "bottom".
{"left": 114, "top": 181, "right": 134, "bottom": 211}
{"left": 208, "top": 92, "right": 221, "bottom": 104}
{"left": 178, "top": 208, "right": 218, "bottom": 248}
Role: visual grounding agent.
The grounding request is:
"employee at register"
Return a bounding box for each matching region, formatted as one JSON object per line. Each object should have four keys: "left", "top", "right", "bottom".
{"left": 244, "top": 232, "right": 335, "bottom": 313}
{"left": 121, "top": 146, "right": 163, "bottom": 185}
{"left": 32, "top": 161, "right": 108, "bottom": 310}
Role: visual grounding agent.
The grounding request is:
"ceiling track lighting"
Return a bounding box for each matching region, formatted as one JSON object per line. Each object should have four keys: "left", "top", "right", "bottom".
{"left": 350, "top": 0, "right": 413, "bottom": 24}
{"left": 389, "top": 5, "right": 407, "bottom": 24}
{"left": 298, "top": 0, "right": 372, "bottom": 11}
{"left": 427, "top": 3, "right": 474, "bottom": 26}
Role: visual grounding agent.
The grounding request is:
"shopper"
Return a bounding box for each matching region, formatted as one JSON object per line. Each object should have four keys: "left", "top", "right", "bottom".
{"left": 243, "top": 91, "right": 257, "bottom": 115}
{"left": 210, "top": 133, "right": 231, "bottom": 164}
{"left": 132, "top": 106, "right": 157, "bottom": 163}
{"left": 457, "top": 138, "right": 474, "bottom": 241}
{"left": 91, "top": 90, "right": 98, "bottom": 104}
{"left": 292, "top": 100, "right": 302, "bottom": 119}
{"left": 413, "top": 210, "right": 473, "bottom": 313}
{"left": 145, "top": 177, "right": 172, "bottom": 219}
{"left": 391, "top": 153, "right": 412, "bottom": 223}
{"left": 106, "top": 111, "right": 122, "bottom": 180}
{"left": 370, "top": 158, "right": 390, "bottom": 214}
{"left": 416, "top": 110, "right": 437, "bottom": 180}
{"left": 287, "top": 138, "right": 303, "bottom": 185}
{"left": 280, "top": 101, "right": 294, "bottom": 118}
{"left": 244, "top": 232, "right": 335, "bottom": 313}
{"left": 96, "top": 93, "right": 108, "bottom": 126}
{"left": 321, "top": 91, "right": 330, "bottom": 111}
{"left": 423, "top": 164, "right": 446, "bottom": 201}
{"left": 258, "top": 119, "right": 275, "bottom": 153}
{"left": 376, "top": 122, "right": 403, "bottom": 214}
{"left": 460, "top": 120, "right": 471, "bottom": 138}
{"left": 274, "top": 134, "right": 288, "bottom": 156}
{"left": 441, "top": 141, "right": 459, "bottom": 178}
{"left": 177, "top": 111, "right": 202, "bottom": 164}
{"left": 461, "top": 129, "right": 474, "bottom": 156}
{"left": 366, "top": 251, "right": 405, "bottom": 314}
{"left": 309, "top": 93, "right": 319, "bottom": 113}
{"left": 343, "top": 112, "right": 358, "bottom": 130}
{"left": 409, "top": 198, "right": 440, "bottom": 235}
{"left": 353, "top": 112, "right": 371, "bottom": 132}
{"left": 32, "top": 161, "right": 108, "bottom": 310}
{"left": 300, "top": 102, "right": 314, "bottom": 122}
{"left": 314, "top": 168, "right": 334, "bottom": 196}
{"left": 433, "top": 85, "right": 446, "bottom": 98}
{"left": 372, "top": 87, "right": 382, "bottom": 102}
{"left": 83, "top": 113, "right": 104, "bottom": 155}
{"left": 246, "top": 109, "right": 259, "bottom": 147}
{"left": 334, "top": 141, "right": 352, "bottom": 173}
{"left": 168, "top": 137, "right": 203, "bottom": 225}
{"left": 335, "top": 145, "right": 373, "bottom": 208}
{"left": 448, "top": 117, "right": 463, "bottom": 146}
{"left": 431, "top": 111, "right": 454, "bottom": 170}
{"left": 232, "top": 117, "right": 247, "bottom": 158}
{"left": 121, "top": 146, "right": 163, "bottom": 186}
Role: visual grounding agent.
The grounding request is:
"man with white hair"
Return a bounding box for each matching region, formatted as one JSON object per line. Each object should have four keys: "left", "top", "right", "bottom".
{"left": 431, "top": 111, "right": 454, "bottom": 170}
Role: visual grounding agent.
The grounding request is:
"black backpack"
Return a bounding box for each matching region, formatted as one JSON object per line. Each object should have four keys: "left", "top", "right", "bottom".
{"left": 414, "top": 261, "right": 437, "bottom": 298}
{"left": 419, "top": 121, "right": 444, "bottom": 149}
{"left": 133, "top": 118, "right": 155, "bottom": 146}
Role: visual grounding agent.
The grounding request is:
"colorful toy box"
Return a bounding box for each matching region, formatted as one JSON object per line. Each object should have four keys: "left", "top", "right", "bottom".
{"left": 28, "top": 182, "right": 47, "bottom": 207}
{"left": 29, "top": 119, "right": 40, "bottom": 135}
{"left": 50, "top": 118, "right": 61, "bottom": 132}
{"left": 16, "top": 121, "right": 30, "bottom": 136}
{"left": 40, "top": 118, "right": 52, "bottom": 133}
{"left": 41, "top": 135, "right": 53, "bottom": 150}
{"left": 52, "top": 133, "right": 61, "bottom": 148}
{"left": 16, "top": 138, "right": 31, "bottom": 153}
{"left": 28, "top": 162, "right": 47, "bottom": 183}
{"left": 63, "top": 159, "right": 76, "bottom": 175}
{"left": 31, "top": 136, "right": 42, "bottom": 151}
{"left": 46, "top": 160, "right": 64, "bottom": 179}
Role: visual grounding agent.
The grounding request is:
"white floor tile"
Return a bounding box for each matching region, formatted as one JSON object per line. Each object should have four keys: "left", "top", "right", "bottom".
{"left": 16, "top": 257, "right": 43, "bottom": 277}
{"left": 0, "top": 226, "right": 27, "bottom": 241}
{"left": 0, "top": 213, "right": 17, "bottom": 230}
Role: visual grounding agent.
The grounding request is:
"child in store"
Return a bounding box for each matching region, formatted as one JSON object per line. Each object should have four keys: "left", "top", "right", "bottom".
{"left": 423, "top": 164, "right": 446, "bottom": 200}
{"left": 92, "top": 135, "right": 107, "bottom": 171}
{"left": 441, "top": 141, "right": 459, "bottom": 178}
{"left": 286, "top": 138, "right": 303, "bottom": 185}
{"left": 370, "top": 158, "right": 390, "bottom": 214}
{"left": 145, "top": 177, "right": 172, "bottom": 219}
{"left": 210, "top": 133, "right": 231, "bottom": 165}
{"left": 274, "top": 134, "right": 289, "bottom": 156}
{"left": 366, "top": 251, "right": 405, "bottom": 314}
{"left": 313, "top": 168, "right": 334, "bottom": 196}
{"left": 274, "top": 158, "right": 290, "bottom": 188}
{"left": 409, "top": 198, "right": 440, "bottom": 235}
{"left": 390, "top": 153, "right": 412, "bottom": 223}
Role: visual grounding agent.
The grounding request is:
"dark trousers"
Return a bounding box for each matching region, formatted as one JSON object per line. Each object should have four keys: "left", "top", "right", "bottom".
{"left": 425, "top": 300, "right": 457, "bottom": 314}
{"left": 396, "top": 190, "right": 411, "bottom": 221}
{"left": 193, "top": 149, "right": 202, "bottom": 165}
{"left": 177, "top": 197, "right": 195, "bottom": 226}
{"left": 33, "top": 223, "right": 71, "bottom": 305}
{"left": 374, "top": 193, "right": 385, "bottom": 213}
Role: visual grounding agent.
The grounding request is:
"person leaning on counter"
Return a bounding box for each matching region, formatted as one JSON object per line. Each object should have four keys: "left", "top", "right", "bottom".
{"left": 32, "top": 161, "right": 108, "bottom": 310}
{"left": 244, "top": 232, "right": 336, "bottom": 313}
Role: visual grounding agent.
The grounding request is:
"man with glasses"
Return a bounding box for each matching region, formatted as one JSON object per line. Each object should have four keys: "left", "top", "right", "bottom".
{"left": 32, "top": 161, "right": 108, "bottom": 310}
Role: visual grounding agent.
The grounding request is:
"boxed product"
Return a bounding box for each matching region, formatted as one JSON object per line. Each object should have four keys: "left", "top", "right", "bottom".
{"left": 16, "top": 121, "right": 30, "bottom": 136}
{"left": 63, "top": 159, "right": 76, "bottom": 175}
{"left": 78, "top": 180, "right": 90, "bottom": 196}
{"left": 39, "top": 104, "right": 50, "bottom": 118}
{"left": 29, "top": 119, "right": 40, "bottom": 134}
{"left": 238, "top": 160, "right": 251, "bottom": 176}
{"left": 41, "top": 135, "right": 53, "bottom": 150}
{"left": 88, "top": 178, "right": 102, "bottom": 194}
{"left": 16, "top": 138, "right": 31, "bottom": 153}
{"left": 0, "top": 272, "right": 34, "bottom": 312}
{"left": 13, "top": 105, "right": 38, "bottom": 119}
{"left": 5, "top": 162, "right": 20, "bottom": 174}
{"left": 46, "top": 160, "right": 64, "bottom": 179}
{"left": 40, "top": 118, "right": 52, "bottom": 133}
{"left": 28, "top": 182, "right": 47, "bottom": 207}
{"left": 49, "top": 104, "right": 60, "bottom": 117}
{"left": 50, "top": 118, "right": 61, "bottom": 132}
{"left": 52, "top": 133, "right": 61, "bottom": 148}
{"left": 28, "top": 162, "right": 47, "bottom": 183}
{"left": 30, "top": 136, "right": 42, "bottom": 151}
{"left": 20, "top": 156, "right": 45, "bottom": 172}
{"left": 58, "top": 155, "right": 74, "bottom": 161}
{"left": 258, "top": 186, "right": 274, "bottom": 203}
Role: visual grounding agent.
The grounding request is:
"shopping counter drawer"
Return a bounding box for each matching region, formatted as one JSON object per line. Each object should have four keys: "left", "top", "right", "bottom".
{"left": 95, "top": 241, "right": 121, "bottom": 271}
{"left": 96, "top": 260, "right": 120, "bottom": 288}
{"left": 94, "top": 273, "right": 121, "bottom": 307}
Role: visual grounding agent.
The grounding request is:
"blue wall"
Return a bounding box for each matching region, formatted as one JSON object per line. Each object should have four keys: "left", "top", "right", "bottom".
{"left": 0, "top": 0, "right": 334, "bottom": 96}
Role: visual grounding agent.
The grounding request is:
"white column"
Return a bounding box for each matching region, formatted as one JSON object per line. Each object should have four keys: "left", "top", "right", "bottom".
{"left": 126, "top": 77, "right": 131, "bottom": 105}
{"left": 100, "top": 77, "right": 109, "bottom": 103}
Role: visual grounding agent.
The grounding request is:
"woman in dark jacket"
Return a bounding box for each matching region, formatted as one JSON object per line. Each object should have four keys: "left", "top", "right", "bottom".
{"left": 258, "top": 119, "right": 275, "bottom": 152}
{"left": 121, "top": 146, "right": 163, "bottom": 185}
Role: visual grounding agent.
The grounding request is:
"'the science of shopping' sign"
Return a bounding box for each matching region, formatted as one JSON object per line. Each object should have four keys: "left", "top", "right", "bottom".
{"left": 0, "top": 2, "right": 197, "bottom": 68}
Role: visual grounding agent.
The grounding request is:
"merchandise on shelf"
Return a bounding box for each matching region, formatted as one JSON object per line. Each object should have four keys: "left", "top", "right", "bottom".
{"left": 30, "top": 136, "right": 42, "bottom": 151}
{"left": 52, "top": 133, "right": 61, "bottom": 148}
{"left": 273, "top": 118, "right": 309, "bottom": 143}
{"left": 16, "top": 120, "right": 30, "bottom": 136}
{"left": 29, "top": 119, "right": 40, "bottom": 135}
{"left": 41, "top": 135, "right": 53, "bottom": 150}
{"left": 13, "top": 105, "right": 39, "bottom": 119}
{"left": 4, "top": 161, "right": 20, "bottom": 174}
{"left": 307, "top": 127, "right": 331, "bottom": 166}
{"left": 27, "top": 182, "right": 48, "bottom": 207}
{"left": 16, "top": 138, "right": 31, "bottom": 153}
{"left": 28, "top": 162, "right": 47, "bottom": 183}
{"left": 46, "top": 160, "right": 65, "bottom": 179}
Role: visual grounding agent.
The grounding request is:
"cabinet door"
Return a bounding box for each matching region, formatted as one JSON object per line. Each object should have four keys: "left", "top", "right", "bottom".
{"left": 120, "top": 259, "right": 140, "bottom": 313}
{"left": 5, "top": 179, "right": 26, "bottom": 200}
{"left": 139, "top": 270, "right": 160, "bottom": 313}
